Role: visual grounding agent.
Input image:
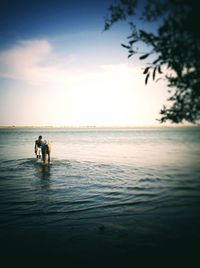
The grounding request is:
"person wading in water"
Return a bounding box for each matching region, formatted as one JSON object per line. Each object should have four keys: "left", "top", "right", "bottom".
{"left": 41, "top": 140, "right": 51, "bottom": 164}
{"left": 34, "top": 135, "right": 43, "bottom": 159}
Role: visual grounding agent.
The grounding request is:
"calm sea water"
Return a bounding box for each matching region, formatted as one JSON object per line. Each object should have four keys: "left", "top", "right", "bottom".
{"left": 0, "top": 127, "right": 200, "bottom": 267}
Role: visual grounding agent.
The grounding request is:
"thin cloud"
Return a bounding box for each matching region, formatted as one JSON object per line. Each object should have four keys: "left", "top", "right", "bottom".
{"left": 0, "top": 39, "right": 77, "bottom": 85}
{"left": 0, "top": 39, "right": 142, "bottom": 87}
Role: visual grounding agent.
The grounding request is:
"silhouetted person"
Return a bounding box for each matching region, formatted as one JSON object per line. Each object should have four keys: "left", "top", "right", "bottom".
{"left": 41, "top": 140, "right": 51, "bottom": 164}
{"left": 34, "top": 135, "right": 43, "bottom": 159}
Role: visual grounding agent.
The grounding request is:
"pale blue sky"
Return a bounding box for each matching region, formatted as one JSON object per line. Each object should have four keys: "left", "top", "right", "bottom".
{"left": 0, "top": 0, "right": 169, "bottom": 126}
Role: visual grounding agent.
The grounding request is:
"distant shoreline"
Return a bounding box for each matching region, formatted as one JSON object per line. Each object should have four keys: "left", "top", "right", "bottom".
{"left": 0, "top": 124, "right": 199, "bottom": 129}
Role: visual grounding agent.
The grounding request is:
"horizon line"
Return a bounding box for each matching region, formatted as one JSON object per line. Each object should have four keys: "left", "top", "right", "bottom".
{"left": 0, "top": 124, "right": 198, "bottom": 129}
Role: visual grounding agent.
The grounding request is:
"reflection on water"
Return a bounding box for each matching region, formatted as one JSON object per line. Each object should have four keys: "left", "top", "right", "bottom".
{"left": 34, "top": 161, "right": 51, "bottom": 181}
{"left": 33, "top": 162, "right": 52, "bottom": 190}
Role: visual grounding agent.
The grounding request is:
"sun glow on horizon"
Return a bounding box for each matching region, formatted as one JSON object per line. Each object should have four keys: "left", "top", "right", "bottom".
{"left": 0, "top": 39, "right": 169, "bottom": 127}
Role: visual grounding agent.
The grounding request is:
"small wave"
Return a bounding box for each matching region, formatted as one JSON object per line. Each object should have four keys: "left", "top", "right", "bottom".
{"left": 0, "top": 199, "right": 146, "bottom": 218}
{"left": 138, "top": 177, "right": 161, "bottom": 183}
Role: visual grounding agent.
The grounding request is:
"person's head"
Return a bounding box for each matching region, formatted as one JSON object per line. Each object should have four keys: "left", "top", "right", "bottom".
{"left": 39, "top": 135, "right": 42, "bottom": 140}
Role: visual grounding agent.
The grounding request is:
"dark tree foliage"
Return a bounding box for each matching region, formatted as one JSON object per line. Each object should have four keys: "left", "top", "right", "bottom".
{"left": 104, "top": 0, "right": 200, "bottom": 123}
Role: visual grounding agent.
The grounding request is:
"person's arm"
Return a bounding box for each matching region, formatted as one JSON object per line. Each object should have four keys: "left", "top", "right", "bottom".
{"left": 48, "top": 142, "right": 51, "bottom": 163}
{"left": 34, "top": 141, "right": 37, "bottom": 154}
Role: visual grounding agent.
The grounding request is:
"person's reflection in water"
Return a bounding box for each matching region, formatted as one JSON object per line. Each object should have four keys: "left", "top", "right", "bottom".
{"left": 41, "top": 164, "right": 51, "bottom": 180}
{"left": 34, "top": 162, "right": 51, "bottom": 189}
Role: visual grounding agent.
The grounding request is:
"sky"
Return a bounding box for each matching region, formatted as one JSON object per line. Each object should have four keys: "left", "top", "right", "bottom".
{"left": 0, "top": 0, "right": 169, "bottom": 127}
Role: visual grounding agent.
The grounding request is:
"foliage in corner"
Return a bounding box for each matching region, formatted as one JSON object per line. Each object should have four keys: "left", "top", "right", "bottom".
{"left": 104, "top": 0, "right": 200, "bottom": 123}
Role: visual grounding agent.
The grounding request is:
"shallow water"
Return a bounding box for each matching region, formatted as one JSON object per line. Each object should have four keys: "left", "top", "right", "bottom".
{"left": 0, "top": 127, "right": 200, "bottom": 267}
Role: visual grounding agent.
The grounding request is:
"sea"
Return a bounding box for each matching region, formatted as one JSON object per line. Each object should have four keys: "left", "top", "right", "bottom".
{"left": 0, "top": 127, "right": 200, "bottom": 267}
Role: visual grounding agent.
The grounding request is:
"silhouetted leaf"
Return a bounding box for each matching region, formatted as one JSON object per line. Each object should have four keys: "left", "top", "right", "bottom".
{"left": 153, "top": 67, "right": 156, "bottom": 80}
{"left": 143, "top": 66, "right": 150, "bottom": 74}
{"left": 139, "top": 53, "right": 150, "bottom": 60}
{"left": 128, "top": 53, "right": 134, "bottom": 58}
{"left": 145, "top": 73, "right": 150, "bottom": 85}
{"left": 129, "top": 40, "right": 138, "bottom": 45}
{"left": 128, "top": 49, "right": 135, "bottom": 58}
{"left": 121, "top": 43, "right": 130, "bottom": 49}
{"left": 153, "top": 58, "right": 160, "bottom": 64}
{"left": 158, "top": 66, "right": 162, "bottom": 73}
{"left": 104, "top": 22, "right": 110, "bottom": 31}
